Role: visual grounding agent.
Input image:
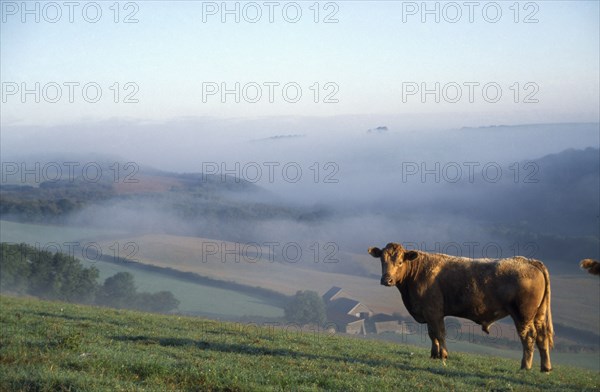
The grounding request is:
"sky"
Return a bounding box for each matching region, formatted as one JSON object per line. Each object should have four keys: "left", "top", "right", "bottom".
{"left": 1, "top": 0, "right": 599, "bottom": 127}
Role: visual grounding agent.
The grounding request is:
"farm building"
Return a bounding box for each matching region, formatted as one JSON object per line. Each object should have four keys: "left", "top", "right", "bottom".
{"left": 322, "top": 286, "right": 346, "bottom": 303}
{"left": 370, "top": 313, "right": 406, "bottom": 334}
{"left": 322, "top": 287, "right": 372, "bottom": 335}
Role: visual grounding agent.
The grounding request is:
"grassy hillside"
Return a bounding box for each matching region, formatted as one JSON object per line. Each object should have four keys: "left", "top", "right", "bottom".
{"left": 1, "top": 296, "right": 598, "bottom": 391}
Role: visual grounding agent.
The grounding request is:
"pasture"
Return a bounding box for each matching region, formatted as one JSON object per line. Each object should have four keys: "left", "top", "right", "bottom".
{"left": 1, "top": 296, "right": 598, "bottom": 391}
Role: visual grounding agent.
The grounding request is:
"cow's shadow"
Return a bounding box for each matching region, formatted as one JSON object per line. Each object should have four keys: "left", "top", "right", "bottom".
{"left": 111, "top": 334, "right": 563, "bottom": 389}
{"left": 30, "top": 310, "right": 128, "bottom": 327}
{"left": 112, "top": 334, "right": 416, "bottom": 366}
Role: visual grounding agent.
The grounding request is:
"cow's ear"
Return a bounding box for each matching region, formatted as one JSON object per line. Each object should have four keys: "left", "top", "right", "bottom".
{"left": 368, "top": 247, "right": 382, "bottom": 258}
{"left": 404, "top": 251, "right": 419, "bottom": 261}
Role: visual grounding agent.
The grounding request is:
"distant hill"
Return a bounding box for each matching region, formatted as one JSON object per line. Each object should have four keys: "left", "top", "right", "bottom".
{"left": 459, "top": 122, "right": 598, "bottom": 131}
{"left": 0, "top": 162, "right": 331, "bottom": 242}
{"left": 450, "top": 147, "right": 599, "bottom": 268}
{"left": 251, "top": 134, "right": 306, "bottom": 142}
{"left": 365, "top": 147, "right": 599, "bottom": 271}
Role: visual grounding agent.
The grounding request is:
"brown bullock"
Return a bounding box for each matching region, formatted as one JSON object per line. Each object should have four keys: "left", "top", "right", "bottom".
{"left": 580, "top": 259, "right": 600, "bottom": 276}
{"left": 368, "top": 243, "right": 553, "bottom": 372}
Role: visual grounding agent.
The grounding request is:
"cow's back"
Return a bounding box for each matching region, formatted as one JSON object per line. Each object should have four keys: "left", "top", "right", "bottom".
{"left": 429, "top": 256, "right": 546, "bottom": 321}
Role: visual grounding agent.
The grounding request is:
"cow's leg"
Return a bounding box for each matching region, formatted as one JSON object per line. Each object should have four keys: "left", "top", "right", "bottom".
{"left": 514, "top": 321, "right": 536, "bottom": 370}
{"left": 534, "top": 320, "right": 552, "bottom": 372}
{"left": 427, "top": 319, "right": 447, "bottom": 360}
{"left": 481, "top": 322, "right": 490, "bottom": 334}
{"left": 427, "top": 324, "right": 440, "bottom": 359}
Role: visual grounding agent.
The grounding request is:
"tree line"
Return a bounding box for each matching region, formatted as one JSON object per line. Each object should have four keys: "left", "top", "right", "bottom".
{"left": 0, "top": 242, "right": 179, "bottom": 313}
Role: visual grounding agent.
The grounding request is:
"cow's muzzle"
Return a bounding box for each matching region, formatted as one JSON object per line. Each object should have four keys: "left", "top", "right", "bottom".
{"left": 381, "top": 275, "right": 395, "bottom": 287}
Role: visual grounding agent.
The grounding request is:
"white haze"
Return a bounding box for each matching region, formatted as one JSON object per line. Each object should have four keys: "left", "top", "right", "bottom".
{"left": 2, "top": 117, "right": 598, "bottom": 205}
{"left": 2, "top": 116, "right": 597, "bottom": 264}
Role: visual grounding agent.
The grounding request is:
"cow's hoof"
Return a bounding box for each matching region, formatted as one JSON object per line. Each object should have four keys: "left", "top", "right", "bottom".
{"left": 541, "top": 367, "right": 553, "bottom": 373}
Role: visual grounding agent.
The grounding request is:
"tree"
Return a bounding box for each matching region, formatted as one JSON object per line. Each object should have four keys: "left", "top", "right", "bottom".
{"left": 135, "top": 291, "right": 180, "bottom": 313}
{"left": 284, "top": 290, "right": 326, "bottom": 325}
{"left": 97, "top": 272, "right": 137, "bottom": 309}
{"left": 0, "top": 242, "right": 180, "bottom": 313}
{"left": 0, "top": 243, "right": 31, "bottom": 293}
{"left": 65, "top": 266, "right": 99, "bottom": 304}
{"left": 96, "top": 272, "right": 179, "bottom": 313}
{"left": 24, "top": 247, "right": 98, "bottom": 302}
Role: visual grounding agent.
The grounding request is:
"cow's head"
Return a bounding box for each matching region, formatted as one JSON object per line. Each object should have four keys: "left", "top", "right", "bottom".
{"left": 368, "top": 243, "right": 419, "bottom": 286}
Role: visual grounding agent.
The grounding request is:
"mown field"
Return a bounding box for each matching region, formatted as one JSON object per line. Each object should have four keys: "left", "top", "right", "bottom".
{"left": 0, "top": 221, "right": 284, "bottom": 319}
{"left": 1, "top": 295, "right": 598, "bottom": 391}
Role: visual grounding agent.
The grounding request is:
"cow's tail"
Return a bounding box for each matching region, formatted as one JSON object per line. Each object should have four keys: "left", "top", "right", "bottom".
{"left": 531, "top": 260, "right": 554, "bottom": 348}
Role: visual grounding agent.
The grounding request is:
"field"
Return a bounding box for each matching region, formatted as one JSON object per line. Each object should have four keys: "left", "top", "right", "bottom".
{"left": 0, "top": 220, "right": 408, "bottom": 316}
{"left": 1, "top": 295, "right": 599, "bottom": 392}
{"left": 0, "top": 221, "right": 283, "bottom": 319}
{"left": 97, "top": 232, "right": 600, "bottom": 335}
{"left": 4, "top": 220, "right": 598, "bottom": 315}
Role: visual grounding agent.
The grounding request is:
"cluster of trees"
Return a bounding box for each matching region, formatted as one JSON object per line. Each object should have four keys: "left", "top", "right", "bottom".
{"left": 1, "top": 174, "right": 325, "bottom": 227}
{"left": 94, "top": 271, "right": 180, "bottom": 312}
{"left": 0, "top": 180, "right": 113, "bottom": 222}
{"left": 284, "top": 290, "right": 326, "bottom": 325}
{"left": 0, "top": 243, "right": 179, "bottom": 313}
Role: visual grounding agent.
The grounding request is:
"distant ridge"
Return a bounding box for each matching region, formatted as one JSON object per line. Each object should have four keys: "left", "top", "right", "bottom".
{"left": 459, "top": 122, "right": 599, "bottom": 131}
{"left": 251, "top": 134, "right": 305, "bottom": 142}
{"left": 367, "top": 126, "right": 389, "bottom": 133}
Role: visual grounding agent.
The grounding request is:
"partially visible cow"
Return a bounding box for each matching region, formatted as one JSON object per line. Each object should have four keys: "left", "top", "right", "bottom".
{"left": 368, "top": 243, "right": 553, "bottom": 372}
{"left": 580, "top": 259, "right": 600, "bottom": 276}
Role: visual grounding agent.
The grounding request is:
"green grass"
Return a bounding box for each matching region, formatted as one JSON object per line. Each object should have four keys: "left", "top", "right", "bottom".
{"left": 372, "top": 330, "right": 600, "bottom": 371}
{"left": 1, "top": 296, "right": 598, "bottom": 391}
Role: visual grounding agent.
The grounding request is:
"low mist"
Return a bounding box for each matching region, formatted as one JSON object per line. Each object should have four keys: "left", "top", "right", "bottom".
{"left": 2, "top": 118, "right": 599, "bottom": 274}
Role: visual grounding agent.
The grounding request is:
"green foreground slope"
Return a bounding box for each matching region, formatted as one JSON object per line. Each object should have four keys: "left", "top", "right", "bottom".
{"left": 0, "top": 296, "right": 598, "bottom": 392}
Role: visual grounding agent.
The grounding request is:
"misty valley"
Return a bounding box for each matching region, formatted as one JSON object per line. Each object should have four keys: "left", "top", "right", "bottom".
{"left": 1, "top": 122, "right": 599, "bottom": 371}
